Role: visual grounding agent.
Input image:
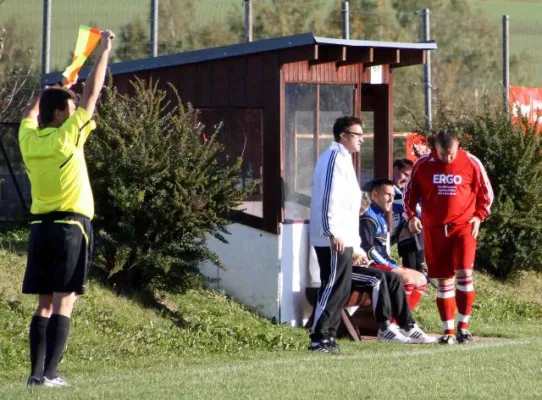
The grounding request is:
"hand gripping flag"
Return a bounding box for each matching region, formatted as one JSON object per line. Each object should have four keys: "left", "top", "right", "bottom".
{"left": 62, "top": 25, "right": 101, "bottom": 85}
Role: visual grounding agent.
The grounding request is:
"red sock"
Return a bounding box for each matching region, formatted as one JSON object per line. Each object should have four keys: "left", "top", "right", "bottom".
{"left": 408, "top": 284, "right": 425, "bottom": 310}
{"left": 403, "top": 281, "right": 414, "bottom": 306}
{"left": 456, "top": 276, "right": 475, "bottom": 330}
{"left": 436, "top": 283, "right": 456, "bottom": 335}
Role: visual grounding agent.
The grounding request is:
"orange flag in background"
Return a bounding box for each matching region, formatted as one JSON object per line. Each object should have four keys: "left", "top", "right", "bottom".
{"left": 62, "top": 25, "right": 101, "bottom": 85}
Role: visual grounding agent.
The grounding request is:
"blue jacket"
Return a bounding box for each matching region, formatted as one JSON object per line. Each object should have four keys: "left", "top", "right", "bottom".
{"left": 359, "top": 203, "right": 398, "bottom": 269}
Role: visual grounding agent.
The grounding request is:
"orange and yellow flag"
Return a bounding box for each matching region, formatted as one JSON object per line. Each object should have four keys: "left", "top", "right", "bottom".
{"left": 62, "top": 25, "right": 101, "bottom": 85}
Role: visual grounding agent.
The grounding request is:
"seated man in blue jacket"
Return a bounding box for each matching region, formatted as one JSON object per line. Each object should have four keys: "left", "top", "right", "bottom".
{"left": 360, "top": 179, "right": 427, "bottom": 311}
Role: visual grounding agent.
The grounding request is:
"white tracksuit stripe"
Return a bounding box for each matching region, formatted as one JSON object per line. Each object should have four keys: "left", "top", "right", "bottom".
{"left": 312, "top": 249, "right": 338, "bottom": 331}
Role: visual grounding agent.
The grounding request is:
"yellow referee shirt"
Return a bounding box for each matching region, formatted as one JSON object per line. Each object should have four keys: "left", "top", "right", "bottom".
{"left": 18, "top": 107, "right": 97, "bottom": 219}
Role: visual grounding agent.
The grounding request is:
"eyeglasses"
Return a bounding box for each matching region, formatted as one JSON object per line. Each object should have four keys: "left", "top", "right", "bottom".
{"left": 344, "top": 130, "right": 363, "bottom": 137}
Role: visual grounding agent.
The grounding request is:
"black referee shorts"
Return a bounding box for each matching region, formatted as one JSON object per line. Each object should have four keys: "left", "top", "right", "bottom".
{"left": 22, "top": 212, "right": 94, "bottom": 295}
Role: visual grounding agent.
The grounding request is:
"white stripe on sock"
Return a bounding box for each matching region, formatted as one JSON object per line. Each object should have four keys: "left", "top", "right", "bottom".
{"left": 437, "top": 290, "right": 455, "bottom": 299}
{"left": 458, "top": 314, "right": 470, "bottom": 323}
{"left": 442, "top": 319, "right": 455, "bottom": 330}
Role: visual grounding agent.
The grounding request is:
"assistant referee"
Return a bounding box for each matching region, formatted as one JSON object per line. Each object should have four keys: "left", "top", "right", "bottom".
{"left": 19, "top": 30, "right": 114, "bottom": 388}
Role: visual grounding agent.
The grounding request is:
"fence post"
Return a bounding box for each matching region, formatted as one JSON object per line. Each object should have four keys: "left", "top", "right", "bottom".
{"left": 342, "top": 1, "right": 350, "bottom": 40}
{"left": 41, "top": 0, "right": 51, "bottom": 83}
{"left": 245, "top": 0, "right": 253, "bottom": 43}
{"left": 502, "top": 15, "right": 510, "bottom": 112}
{"left": 422, "top": 8, "right": 432, "bottom": 133}
{"left": 150, "top": 0, "right": 159, "bottom": 57}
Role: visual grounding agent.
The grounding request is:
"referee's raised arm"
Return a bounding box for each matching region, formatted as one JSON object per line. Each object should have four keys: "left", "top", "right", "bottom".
{"left": 79, "top": 30, "right": 115, "bottom": 117}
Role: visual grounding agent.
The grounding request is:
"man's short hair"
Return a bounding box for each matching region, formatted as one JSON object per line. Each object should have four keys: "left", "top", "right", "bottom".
{"left": 393, "top": 158, "right": 414, "bottom": 170}
{"left": 370, "top": 178, "right": 394, "bottom": 193}
{"left": 39, "top": 88, "right": 78, "bottom": 125}
{"left": 332, "top": 116, "right": 363, "bottom": 142}
{"left": 435, "top": 128, "right": 459, "bottom": 150}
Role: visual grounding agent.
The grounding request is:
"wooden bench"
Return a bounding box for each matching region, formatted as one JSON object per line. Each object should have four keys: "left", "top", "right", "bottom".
{"left": 305, "top": 287, "right": 378, "bottom": 341}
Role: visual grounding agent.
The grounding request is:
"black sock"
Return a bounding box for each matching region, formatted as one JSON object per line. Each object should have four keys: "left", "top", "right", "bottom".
{"left": 43, "top": 314, "right": 71, "bottom": 379}
{"left": 29, "top": 316, "right": 49, "bottom": 377}
{"left": 378, "top": 320, "right": 391, "bottom": 330}
{"left": 401, "top": 323, "right": 416, "bottom": 332}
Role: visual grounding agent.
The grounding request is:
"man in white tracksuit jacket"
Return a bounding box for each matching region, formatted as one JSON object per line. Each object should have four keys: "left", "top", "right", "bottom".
{"left": 309, "top": 115, "right": 368, "bottom": 353}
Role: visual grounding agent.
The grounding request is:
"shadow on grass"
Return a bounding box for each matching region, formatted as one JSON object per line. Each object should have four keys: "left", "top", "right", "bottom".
{"left": 89, "top": 268, "right": 189, "bottom": 329}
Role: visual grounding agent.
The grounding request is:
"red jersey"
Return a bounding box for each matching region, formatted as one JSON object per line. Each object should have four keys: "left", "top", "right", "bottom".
{"left": 403, "top": 149, "right": 494, "bottom": 227}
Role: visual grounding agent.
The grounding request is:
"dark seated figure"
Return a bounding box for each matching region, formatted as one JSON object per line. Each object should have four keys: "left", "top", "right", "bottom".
{"left": 306, "top": 264, "right": 436, "bottom": 344}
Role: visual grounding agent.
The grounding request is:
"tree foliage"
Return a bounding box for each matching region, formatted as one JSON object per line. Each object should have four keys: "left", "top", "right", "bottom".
{"left": 113, "top": 17, "right": 150, "bottom": 62}
{"left": 462, "top": 105, "right": 542, "bottom": 279}
{"left": 0, "top": 18, "right": 37, "bottom": 82}
{"left": 114, "top": 0, "right": 242, "bottom": 61}
{"left": 0, "top": 17, "right": 39, "bottom": 123}
{"left": 86, "top": 78, "right": 252, "bottom": 291}
{"left": 239, "top": 0, "right": 328, "bottom": 40}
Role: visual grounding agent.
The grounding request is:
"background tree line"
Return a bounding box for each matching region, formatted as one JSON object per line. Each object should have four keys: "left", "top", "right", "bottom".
{"left": 0, "top": 0, "right": 536, "bottom": 125}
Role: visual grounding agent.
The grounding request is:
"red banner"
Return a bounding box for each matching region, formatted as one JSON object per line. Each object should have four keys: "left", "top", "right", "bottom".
{"left": 405, "top": 133, "right": 429, "bottom": 161}
{"left": 510, "top": 86, "right": 542, "bottom": 126}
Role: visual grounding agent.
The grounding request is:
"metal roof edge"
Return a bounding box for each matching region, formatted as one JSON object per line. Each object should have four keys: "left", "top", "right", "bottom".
{"left": 42, "top": 32, "right": 437, "bottom": 85}
{"left": 43, "top": 32, "right": 317, "bottom": 85}
{"left": 314, "top": 36, "right": 438, "bottom": 50}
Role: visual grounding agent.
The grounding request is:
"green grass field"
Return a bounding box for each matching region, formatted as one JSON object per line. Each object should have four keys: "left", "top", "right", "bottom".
{"left": 482, "top": 0, "right": 542, "bottom": 19}
{"left": 1, "top": 339, "right": 542, "bottom": 399}
{"left": 1, "top": 228, "right": 542, "bottom": 399}
{"left": 480, "top": 1, "right": 542, "bottom": 86}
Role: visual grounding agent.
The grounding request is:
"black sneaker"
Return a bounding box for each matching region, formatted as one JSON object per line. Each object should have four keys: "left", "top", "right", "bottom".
{"left": 328, "top": 337, "right": 340, "bottom": 354}
{"left": 26, "top": 376, "right": 42, "bottom": 387}
{"left": 308, "top": 340, "right": 331, "bottom": 353}
{"left": 438, "top": 334, "right": 456, "bottom": 345}
{"left": 457, "top": 329, "right": 473, "bottom": 344}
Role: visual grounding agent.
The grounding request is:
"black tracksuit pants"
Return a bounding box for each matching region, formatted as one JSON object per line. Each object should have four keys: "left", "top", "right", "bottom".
{"left": 398, "top": 235, "right": 425, "bottom": 271}
{"left": 311, "top": 246, "right": 353, "bottom": 341}
{"left": 351, "top": 266, "right": 415, "bottom": 329}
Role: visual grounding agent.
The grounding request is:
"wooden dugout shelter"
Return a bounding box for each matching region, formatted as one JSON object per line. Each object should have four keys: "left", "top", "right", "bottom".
{"left": 44, "top": 33, "right": 437, "bottom": 323}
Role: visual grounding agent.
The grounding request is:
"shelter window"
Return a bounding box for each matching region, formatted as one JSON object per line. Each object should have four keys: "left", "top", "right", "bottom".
{"left": 284, "top": 84, "right": 354, "bottom": 220}
{"left": 199, "top": 109, "right": 263, "bottom": 219}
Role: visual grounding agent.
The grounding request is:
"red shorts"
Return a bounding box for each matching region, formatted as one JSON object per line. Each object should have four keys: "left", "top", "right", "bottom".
{"left": 424, "top": 223, "right": 477, "bottom": 279}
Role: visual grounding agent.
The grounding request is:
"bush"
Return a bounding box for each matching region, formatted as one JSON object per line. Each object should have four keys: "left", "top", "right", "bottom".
{"left": 407, "top": 98, "right": 542, "bottom": 279}
{"left": 86, "top": 78, "right": 252, "bottom": 291}
{"left": 462, "top": 104, "right": 542, "bottom": 278}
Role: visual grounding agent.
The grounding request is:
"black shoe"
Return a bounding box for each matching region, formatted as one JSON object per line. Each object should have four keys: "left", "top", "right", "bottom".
{"left": 26, "top": 376, "right": 42, "bottom": 387}
{"left": 308, "top": 340, "right": 331, "bottom": 353}
{"left": 457, "top": 329, "right": 473, "bottom": 344}
{"left": 438, "top": 334, "right": 456, "bottom": 345}
{"left": 328, "top": 337, "right": 340, "bottom": 354}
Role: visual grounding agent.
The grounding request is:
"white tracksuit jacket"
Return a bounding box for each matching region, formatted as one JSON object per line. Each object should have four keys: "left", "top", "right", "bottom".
{"left": 309, "top": 141, "right": 363, "bottom": 254}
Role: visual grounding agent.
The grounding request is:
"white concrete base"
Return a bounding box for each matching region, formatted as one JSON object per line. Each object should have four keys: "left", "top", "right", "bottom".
{"left": 200, "top": 223, "right": 280, "bottom": 319}
{"left": 200, "top": 221, "right": 318, "bottom": 327}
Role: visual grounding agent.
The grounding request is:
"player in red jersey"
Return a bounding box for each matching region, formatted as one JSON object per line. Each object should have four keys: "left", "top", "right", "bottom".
{"left": 403, "top": 129, "right": 493, "bottom": 344}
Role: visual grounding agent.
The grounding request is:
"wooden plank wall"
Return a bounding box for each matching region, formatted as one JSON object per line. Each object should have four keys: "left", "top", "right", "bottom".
{"left": 112, "top": 54, "right": 280, "bottom": 234}
{"left": 282, "top": 61, "right": 361, "bottom": 84}
{"left": 109, "top": 54, "right": 396, "bottom": 233}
